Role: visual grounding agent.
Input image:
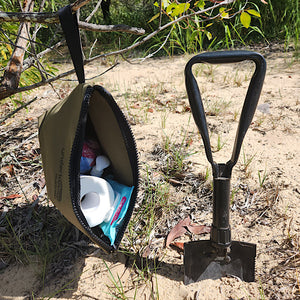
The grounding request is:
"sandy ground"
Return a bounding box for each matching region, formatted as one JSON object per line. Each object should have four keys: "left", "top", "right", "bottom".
{"left": 0, "top": 48, "right": 299, "bottom": 299}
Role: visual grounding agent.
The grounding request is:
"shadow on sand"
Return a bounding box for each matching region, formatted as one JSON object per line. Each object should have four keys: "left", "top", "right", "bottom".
{"left": 0, "top": 202, "right": 183, "bottom": 298}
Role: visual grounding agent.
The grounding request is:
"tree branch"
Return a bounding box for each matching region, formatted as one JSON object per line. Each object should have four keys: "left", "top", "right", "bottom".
{"left": 78, "top": 21, "right": 145, "bottom": 35}
{"left": 85, "top": 0, "right": 102, "bottom": 22}
{"left": 0, "top": 13, "right": 145, "bottom": 34}
{"left": 0, "top": 0, "right": 34, "bottom": 99}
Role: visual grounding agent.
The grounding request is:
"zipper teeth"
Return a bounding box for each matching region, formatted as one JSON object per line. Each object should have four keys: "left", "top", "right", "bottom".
{"left": 69, "top": 85, "right": 139, "bottom": 252}
{"left": 94, "top": 86, "right": 139, "bottom": 248}
{"left": 69, "top": 86, "right": 114, "bottom": 252}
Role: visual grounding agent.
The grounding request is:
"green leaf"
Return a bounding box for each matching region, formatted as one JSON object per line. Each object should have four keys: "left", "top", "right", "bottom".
{"left": 247, "top": 9, "right": 261, "bottom": 18}
{"left": 162, "top": 0, "right": 169, "bottom": 9}
{"left": 240, "top": 11, "right": 251, "bottom": 28}
{"left": 166, "top": 3, "right": 177, "bottom": 15}
{"left": 167, "top": 3, "right": 190, "bottom": 17}
{"left": 219, "top": 7, "right": 229, "bottom": 19}
{"left": 178, "top": 2, "right": 190, "bottom": 13}
{"left": 148, "top": 13, "right": 160, "bottom": 23}
{"left": 204, "top": 30, "right": 212, "bottom": 40}
{"left": 196, "top": 0, "right": 205, "bottom": 9}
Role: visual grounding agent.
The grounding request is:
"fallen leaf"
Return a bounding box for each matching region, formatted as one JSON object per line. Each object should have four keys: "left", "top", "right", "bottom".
{"left": 147, "top": 108, "right": 154, "bottom": 113}
{"left": 0, "top": 194, "right": 22, "bottom": 200}
{"left": 166, "top": 216, "right": 211, "bottom": 247}
{"left": 0, "top": 165, "right": 15, "bottom": 177}
{"left": 131, "top": 103, "right": 140, "bottom": 109}
{"left": 170, "top": 241, "right": 184, "bottom": 253}
{"left": 183, "top": 106, "right": 191, "bottom": 112}
{"left": 186, "top": 224, "right": 211, "bottom": 235}
{"left": 165, "top": 216, "right": 191, "bottom": 247}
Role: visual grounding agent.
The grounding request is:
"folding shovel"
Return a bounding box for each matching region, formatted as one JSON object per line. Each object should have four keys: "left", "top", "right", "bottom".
{"left": 183, "top": 51, "right": 266, "bottom": 284}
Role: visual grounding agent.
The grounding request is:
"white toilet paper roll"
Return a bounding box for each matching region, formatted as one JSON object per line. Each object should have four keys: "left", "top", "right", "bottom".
{"left": 80, "top": 175, "right": 115, "bottom": 227}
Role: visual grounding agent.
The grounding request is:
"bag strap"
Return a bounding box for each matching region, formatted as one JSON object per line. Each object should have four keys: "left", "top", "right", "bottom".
{"left": 58, "top": 5, "right": 85, "bottom": 84}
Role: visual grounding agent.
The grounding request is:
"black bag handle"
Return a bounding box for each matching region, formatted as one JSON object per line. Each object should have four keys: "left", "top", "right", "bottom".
{"left": 58, "top": 5, "right": 85, "bottom": 84}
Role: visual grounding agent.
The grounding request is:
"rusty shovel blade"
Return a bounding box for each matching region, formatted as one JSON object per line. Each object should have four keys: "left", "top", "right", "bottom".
{"left": 184, "top": 240, "right": 256, "bottom": 285}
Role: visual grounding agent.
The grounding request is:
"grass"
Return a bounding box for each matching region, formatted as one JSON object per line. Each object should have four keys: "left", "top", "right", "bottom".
{"left": 212, "top": 133, "right": 227, "bottom": 152}
{"left": 104, "top": 260, "right": 128, "bottom": 300}
{"left": 204, "top": 98, "right": 232, "bottom": 116}
{"left": 240, "top": 147, "right": 256, "bottom": 178}
{"left": 125, "top": 164, "right": 171, "bottom": 252}
{"left": 258, "top": 167, "right": 268, "bottom": 188}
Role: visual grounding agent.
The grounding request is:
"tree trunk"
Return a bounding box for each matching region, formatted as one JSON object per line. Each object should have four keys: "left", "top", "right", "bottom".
{"left": 0, "top": 0, "right": 34, "bottom": 100}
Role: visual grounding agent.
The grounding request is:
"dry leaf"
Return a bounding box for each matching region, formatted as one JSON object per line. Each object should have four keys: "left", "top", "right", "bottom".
{"left": 0, "top": 194, "right": 22, "bottom": 200}
{"left": 147, "top": 108, "right": 154, "bottom": 113}
{"left": 166, "top": 216, "right": 211, "bottom": 248}
{"left": 0, "top": 165, "right": 15, "bottom": 177}
{"left": 131, "top": 103, "right": 140, "bottom": 109}
{"left": 186, "top": 224, "right": 211, "bottom": 235}
{"left": 165, "top": 216, "right": 191, "bottom": 247}
{"left": 170, "top": 241, "right": 184, "bottom": 253}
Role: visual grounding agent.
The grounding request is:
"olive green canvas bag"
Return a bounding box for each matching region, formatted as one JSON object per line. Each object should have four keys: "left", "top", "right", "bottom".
{"left": 38, "top": 5, "right": 139, "bottom": 252}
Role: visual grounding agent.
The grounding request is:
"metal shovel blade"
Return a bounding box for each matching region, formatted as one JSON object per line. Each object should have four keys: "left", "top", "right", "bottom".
{"left": 184, "top": 240, "right": 256, "bottom": 285}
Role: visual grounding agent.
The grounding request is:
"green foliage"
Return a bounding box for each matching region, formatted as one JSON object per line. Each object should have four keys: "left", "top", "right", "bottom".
{"left": 0, "top": 0, "right": 19, "bottom": 69}
{"left": 147, "top": 0, "right": 263, "bottom": 55}
{"left": 259, "top": 0, "right": 299, "bottom": 50}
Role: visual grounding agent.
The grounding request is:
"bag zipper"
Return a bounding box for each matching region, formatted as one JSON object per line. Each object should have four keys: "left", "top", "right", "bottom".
{"left": 69, "top": 85, "right": 139, "bottom": 252}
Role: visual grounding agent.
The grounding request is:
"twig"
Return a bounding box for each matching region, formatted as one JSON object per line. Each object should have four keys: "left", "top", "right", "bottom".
{"left": 138, "top": 27, "right": 173, "bottom": 62}
{"left": 248, "top": 207, "right": 269, "bottom": 228}
{"left": 0, "top": 96, "right": 38, "bottom": 124}
{"left": 89, "top": 38, "right": 98, "bottom": 58}
{"left": 57, "top": 62, "right": 119, "bottom": 81}
{"left": 85, "top": 0, "right": 102, "bottom": 22}
{"left": 0, "top": 132, "right": 39, "bottom": 159}
{"left": 12, "top": 162, "right": 30, "bottom": 203}
{"left": 78, "top": 21, "right": 145, "bottom": 35}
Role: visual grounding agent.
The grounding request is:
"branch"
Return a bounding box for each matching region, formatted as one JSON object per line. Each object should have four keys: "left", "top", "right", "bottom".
{"left": 85, "top": 0, "right": 102, "bottom": 22}
{"left": 0, "top": 0, "right": 91, "bottom": 23}
{"left": 0, "top": 13, "right": 145, "bottom": 35}
{"left": 78, "top": 21, "right": 145, "bottom": 35}
{"left": 6, "top": 62, "right": 118, "bottom": 96}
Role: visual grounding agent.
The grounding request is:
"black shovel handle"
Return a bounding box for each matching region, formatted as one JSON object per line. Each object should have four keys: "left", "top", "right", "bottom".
{"left": 185, "top": 50, "right": 266, "bottom": 177}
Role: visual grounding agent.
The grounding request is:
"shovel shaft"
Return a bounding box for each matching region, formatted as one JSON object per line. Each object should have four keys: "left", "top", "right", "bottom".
{"left": 211, "top": 176, "right": 231, "bottom": 248}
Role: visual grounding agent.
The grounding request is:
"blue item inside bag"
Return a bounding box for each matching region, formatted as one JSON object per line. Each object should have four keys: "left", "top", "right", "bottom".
{"left": 100, "top": 179, "right": 134, "bottom": 246}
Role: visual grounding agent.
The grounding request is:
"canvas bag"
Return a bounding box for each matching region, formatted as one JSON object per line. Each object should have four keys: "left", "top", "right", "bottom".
{"left": 38, "top": 5, "right": 139, "bottom": 253}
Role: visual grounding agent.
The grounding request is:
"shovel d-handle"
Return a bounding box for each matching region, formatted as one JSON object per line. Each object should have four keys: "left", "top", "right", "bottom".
{"left": 185, "top": 51, "right": 266, "bottom": 250}
{"left": 185, "top": 50, "right": 266, "bottom": 178}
